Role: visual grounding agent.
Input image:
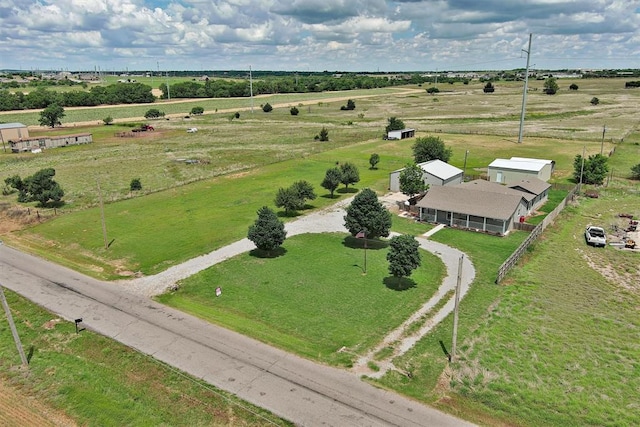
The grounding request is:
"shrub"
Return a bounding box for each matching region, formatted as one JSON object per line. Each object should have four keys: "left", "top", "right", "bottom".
{"left": 290, "top": 106, "right": 299, "bottom": 116}
{"left": 130, "top": 178, "right": 142, "bottom": 191}
{"left": 144, "top": 108, "right": 165, "bottom": 119}
{"left": 590, "top": 97, "right": 600, "bottom": 105}
{"left": 190, "top": 106, "right": 204, "bottom": 115}
{"left": 262, "top": 103, "right": 273, "bottom": 113}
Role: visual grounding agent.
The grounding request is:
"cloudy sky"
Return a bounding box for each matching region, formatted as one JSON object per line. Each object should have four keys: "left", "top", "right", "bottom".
{"left": 1, "top": 0, "right": 639, "bottom": 72}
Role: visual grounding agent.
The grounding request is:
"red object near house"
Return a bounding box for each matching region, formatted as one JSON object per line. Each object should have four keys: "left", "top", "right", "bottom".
{"left": 519, "top": 216, "right": 525, "bottom": 223}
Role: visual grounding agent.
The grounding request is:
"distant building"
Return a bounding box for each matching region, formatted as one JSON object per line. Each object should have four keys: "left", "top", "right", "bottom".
{"left": 389, "top": 159, "right": 463, "bottom": 192}
{"left": 387, "top": 128, "right": 415, "bottom": 140}
{"left": 9, "top": 133, "right": 93, "bottom": 153}
{"left": 0, "top": 123, "right": 29, "bottom": 144}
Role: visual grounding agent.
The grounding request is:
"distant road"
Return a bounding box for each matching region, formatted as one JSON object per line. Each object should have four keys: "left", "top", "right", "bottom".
{"left": 0, "top": 243, "right": 473, "bottom": 427}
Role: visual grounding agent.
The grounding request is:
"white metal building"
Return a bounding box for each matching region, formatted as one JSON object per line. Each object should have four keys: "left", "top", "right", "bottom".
{"left": 487, "top": 157, "right": 554, "bottom": 184}
{"left": 389, "top": 159, "right": 463, "bottom": 192}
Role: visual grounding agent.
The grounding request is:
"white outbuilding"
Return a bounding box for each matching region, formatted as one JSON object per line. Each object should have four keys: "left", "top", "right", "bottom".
{"left": 389, "top": 159, "right": 463, "bottom": 192}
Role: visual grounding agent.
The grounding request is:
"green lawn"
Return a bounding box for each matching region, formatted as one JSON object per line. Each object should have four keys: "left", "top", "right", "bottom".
{"left": 0, "top": 289, "right": 289, "bottom": 427}
{"left": 157, "top": 232, "right": 445, "bottom": 367}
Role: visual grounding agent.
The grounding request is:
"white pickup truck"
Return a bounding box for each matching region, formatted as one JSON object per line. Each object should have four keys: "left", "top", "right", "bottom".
{"left": 585, "top": 226, "right": 607, "bottom": 247}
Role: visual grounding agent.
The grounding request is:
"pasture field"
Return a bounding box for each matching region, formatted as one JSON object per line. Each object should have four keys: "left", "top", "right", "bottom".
{"left": 1, "top": 79, "right": 639, "bottom": 425}
{"left": 0, "top": 289, "right": 288, "bottom": 426}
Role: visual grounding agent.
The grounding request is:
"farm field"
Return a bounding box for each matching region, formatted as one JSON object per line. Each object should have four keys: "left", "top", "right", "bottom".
{"left": 1, "top": 78, "right": 640, "bottom": 425}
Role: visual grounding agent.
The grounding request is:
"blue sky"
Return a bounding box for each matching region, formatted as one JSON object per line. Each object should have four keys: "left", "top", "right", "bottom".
{"left": 1, "top": 0, "right": 638, "bottom": 72}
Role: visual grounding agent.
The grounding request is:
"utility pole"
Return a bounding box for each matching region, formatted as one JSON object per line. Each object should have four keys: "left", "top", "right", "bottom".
{"left": 451, "top": 255, "right": 464, "bottom": 362}
{"left": 166, "top": 71, "right": 171, "bottom": 100}
{"left": 462, "top": 150, "right": 469, "bottom": 182}
{"left": 578, "top": 145, "right": 586, "bottom": 194}
{"left": 97, "top": 178, "right": 109, "bottom": 249}
{"left": 600, "top": 125, "right": 606, "bottom": 155}
{"left": 249, "top": 65, "right": 254, "bottom": 113}
{"left": 0, "top": 283, "right": 29, "bottom": 367}
{"left": 518, "top": 33, "right": 533, "bottom": 143}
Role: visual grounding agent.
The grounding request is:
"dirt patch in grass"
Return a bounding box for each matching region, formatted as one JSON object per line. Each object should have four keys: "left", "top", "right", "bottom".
{"left": 579, "top": 248, "right": 640, "bottom": 291}
{"left": 0, "top": 379, "right": 77, "bottom": 427}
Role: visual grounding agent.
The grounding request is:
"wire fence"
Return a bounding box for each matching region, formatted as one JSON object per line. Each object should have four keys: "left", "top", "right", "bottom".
{"left": 496, "top": 185, "right": 578, "bottom": 283}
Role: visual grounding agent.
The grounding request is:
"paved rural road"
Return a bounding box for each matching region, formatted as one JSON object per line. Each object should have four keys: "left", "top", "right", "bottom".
{"left": 0, "top": 242, "right": 473, "bottom": 426}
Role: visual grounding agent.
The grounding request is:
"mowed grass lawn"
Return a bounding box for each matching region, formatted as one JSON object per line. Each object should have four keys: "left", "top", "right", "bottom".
{"left": 158, "top": 232, "right": 445, "bottom": 367}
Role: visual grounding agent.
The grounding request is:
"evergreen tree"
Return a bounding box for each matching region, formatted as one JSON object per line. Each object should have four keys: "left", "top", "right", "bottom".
{"left": 247, "top": 206, "right": 287, "bottom": 254}
{"left": 344, "top": 188, "right": 392, "bottom": 239}
{"left": 339, "top": 162, "right": 360, "bottom": 189}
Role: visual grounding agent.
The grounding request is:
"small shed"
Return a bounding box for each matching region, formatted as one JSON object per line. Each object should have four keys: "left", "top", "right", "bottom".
{"left": 0, "top": 123, "right": 29, "bottom": 147}
{"left": 387, "top": 128, "right": 415, "bottom": 140}
{"left": 389, "top": 159, "right": 463, "bottom": 192}
{"left": 488, "top": 157, "right": 554, "bottom": 184}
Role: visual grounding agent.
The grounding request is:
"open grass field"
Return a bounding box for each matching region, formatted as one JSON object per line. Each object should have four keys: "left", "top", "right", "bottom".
{"left": 1, "top": 78, "right": 639, "bottom": 425}
{"left": 0, "top": 289, "right": 289, "bottom": 426}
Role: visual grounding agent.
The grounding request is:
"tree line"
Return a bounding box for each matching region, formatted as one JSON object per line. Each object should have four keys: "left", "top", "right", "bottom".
{"left": 0, "top": 83, "right": 154, "bottom": 111}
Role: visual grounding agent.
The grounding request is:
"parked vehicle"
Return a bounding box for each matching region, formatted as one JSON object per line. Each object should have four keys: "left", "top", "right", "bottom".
{"left": 132, "top": 124, "right": 154, "bottom": 132}
{"left": 187, "top": 128, "right": 198, "bottom": 133}
{"left": 585, "top": 225, "right": 607, "bottom": 247}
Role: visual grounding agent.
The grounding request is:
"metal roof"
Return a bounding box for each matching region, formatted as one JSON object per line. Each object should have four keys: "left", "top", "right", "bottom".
{"left": 488, "top": 158, "right": 547, "bottom": 172}
{"left": 419, "top": 160, "right": 463, "bottom": 180}
{"left": 508, "top": 178, "right": 551, "bottom": 196}
{"left": 0, "top": 123, "right": 27, "bottom": 130}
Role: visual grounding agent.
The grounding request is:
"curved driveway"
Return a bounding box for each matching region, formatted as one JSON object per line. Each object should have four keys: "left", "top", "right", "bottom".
{"left": 0, "top": 195, "right": 475, "bottom": 426}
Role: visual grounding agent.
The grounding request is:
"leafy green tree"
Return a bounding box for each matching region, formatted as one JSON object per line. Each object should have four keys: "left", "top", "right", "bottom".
{"left": 130, "top": 178, "right": 142, "bottom": 191}
{"left": 339, "top": 162, "right": 360, "bottom": 189}
{"left": 190, "top": 106, "right": 204, "bottom": 115}
{"left": 369, "top": 153, "right": 380, "bottom": 169}
{"left": 569, "top": 83, "right": 579, "bottom": 90}
{"left": 344, "top": 188, "right": 392, "bottom": 239}
{"left": 413, "top": 136, "right": 452, "bottom": 163}
{"left": 4, "top": 175, "right": 24, "bottom": 199}
{"left": 321, "top": 167, "right": 342, "bottom": 198}
{"left": 144, "top": 108, "right": 164, "bottom": 119}
{"left": 274, "top": 186, "right": 301, "bottom": 215}
{"left": 426, "top": 87, "right": 440, "bottom": 94}
{"left": 290, "top": 106, "right": 299, "bottom": 115}
{"left": 262, "top": 102, "right": 273, "bottom": 112}
{"left": 103, "top": 115, "right": 113, "bottom": 125}
{"left": 573, "top": 153, "right": 609, "bottom": 185}
{"left": 7, "top": 168, "right": 64, "bottom": 207}
{"left": 292, "top": 180, "right": 316, "bottom": 205}
{"left": 247, "top": 206, "right": 287, "bottom": 254}
{"left": 341, "top": 99, "right": 356, "bottom": 110}
{"left": 387, "top": 234, "right": 421, "bottom": 279}
{"left": 590, "top": 97, "right": 600, "bottom": 105}
{"left": 544, "top": 77, "right": 559, "bottom": 94}
{"left": 399, "top": 163, "right": 427, "bottom": 197}
{"left": 631, "top": 163, "right": 640, "bottom": 180}
{"left": 385, "top": 117, "right": 405, "bottom": 133}
{"left": 38, "top": 104, "right": 65, "bottom": 128}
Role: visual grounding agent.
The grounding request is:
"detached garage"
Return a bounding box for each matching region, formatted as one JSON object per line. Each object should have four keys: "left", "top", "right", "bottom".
{"left": 488, "top": 157, "right": 554, "bottom": 184}
{"left": 389, "top": 159, "right": 463, "bottom": 192}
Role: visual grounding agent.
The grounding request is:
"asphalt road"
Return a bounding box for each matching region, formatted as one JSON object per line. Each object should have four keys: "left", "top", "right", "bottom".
{"left": 0, "top": 243, "right": 474, "bottom": 426}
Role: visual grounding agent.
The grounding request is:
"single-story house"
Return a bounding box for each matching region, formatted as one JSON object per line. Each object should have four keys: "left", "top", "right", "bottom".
{"left": 488, "top": 157, "right": 554, "bottom": 184}
{"left": 508, "top": 178, "right": 551, "bottom": 212}
{"left": 0, "top": 123, "right": 29, "bottom": 145}
{"left": 387, "top": 128, "right": 415, "bottom": 140}
{"left": 389, "top": 159, "right": 463, "bottom": 192}
{"left": 415, "top": 179, "right": 550, "bottom": 235}
{"left": 9, "top": 133, "right": 93, "bottom": 153}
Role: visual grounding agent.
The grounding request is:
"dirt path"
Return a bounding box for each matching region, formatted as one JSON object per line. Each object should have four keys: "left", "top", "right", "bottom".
{"left": 118, "top": 193, "right": 476, "bottom": 377}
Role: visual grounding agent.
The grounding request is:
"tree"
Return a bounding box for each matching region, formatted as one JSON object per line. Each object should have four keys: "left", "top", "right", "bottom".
{"left": 292, "top": 180, "right": 316, "bottom": 205}
{"left": 247, "top": 206, "right": 287, "bottom": 254}
{"left": 399, "top": 163, "right": 427, "bottom": 197}
{"left": 385, "top": 117, "right": 405, "bottom": 133}
{"left": 573, "top": 153, "right": 609, "bottom": 185}
{"left": 339, "top": 162, "right": 360, "bottom": 189}
{"left": 130, "top": 178, "right": 142, "bottom": 191}
{"left": 368, "top": 153, "right": 380, "bottom": 170}
{"left": 190, "top": 106, "right": 204, "bottom": 115}
{"left": 413, "top": 136, "right": 452, "bottom": 163}
{"left": 274, "top": 187, "right": 301, "bottom": 215}
{"left": 569, "top": 83, "right": 579, "bottom": 91}
{"left": 290, "top": 106, "right": 299, "bottom": 115}
{"left": 426, "top": 87, "right": 440, "bottom": 94}
{"left": 631, "top": 163, "right": 640, "bottom": 180}
{"left": 7, "top": 168, "right": 64, "bottom": 207}
{"left": 483, "top": 82, "right": 495, "bottom": 93}
{"left": 543, "top": 77, "right": 559, "bottom": 95}
{"left": 315, "top": 127, "right": 329, "bottom": 141}
{"left": 341, "top": 99, "right": 356, "bottom": 110}
{"left": 344, "top": 188, "right": 392, "bottom": 239}
{"left": 387, "top": 234, "right": 421, "bottom": 279}
{"left": 321, "top": 167, "right": 342, "bottom": 197}
{"left": 590, "top": 97, "right": 600, "bottom": 105}
{"left": 262, "top": 102, "right": 273, "bottom": 112}
{"left": 38, "top": 104, "right": 65, "bottom": 128}
{"left": 103, "top": 115, "right": 113, "bottom": 125}
{"left": 144, "top": 108, "right": 165, "bottom": 119}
